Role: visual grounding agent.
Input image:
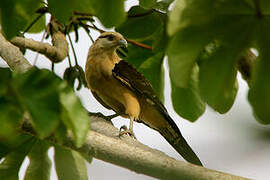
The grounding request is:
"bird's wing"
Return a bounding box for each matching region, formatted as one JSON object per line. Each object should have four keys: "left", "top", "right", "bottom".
{"left": 112, "top": 60, "right": 203, "bottom": 166}
{"left": 112, "top": 60, "right": 168, "bottom": 115}
{"left": 91, "top": 90, "right": 112, "bottom": 110}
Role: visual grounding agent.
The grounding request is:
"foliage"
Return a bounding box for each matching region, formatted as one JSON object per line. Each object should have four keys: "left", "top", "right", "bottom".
{"left": 1, "top": 0, "right": 270, "bottom": 179}
{"left": 0, "top": 67, "right": 89, "bottom": 179}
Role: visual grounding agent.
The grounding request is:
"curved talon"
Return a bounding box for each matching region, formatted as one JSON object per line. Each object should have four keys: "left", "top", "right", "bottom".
{"left": 119, "top": 125, "right": 136, "bottom": 139}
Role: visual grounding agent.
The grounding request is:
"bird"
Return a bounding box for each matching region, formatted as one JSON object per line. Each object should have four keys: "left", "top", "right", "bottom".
{"left": 85, "top": 31, "right": 203, "bottom": 166}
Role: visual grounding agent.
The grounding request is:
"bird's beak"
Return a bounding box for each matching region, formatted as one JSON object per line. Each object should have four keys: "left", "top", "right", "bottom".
{"left": 118, "top": 39, "right": 128, "bottom": 47}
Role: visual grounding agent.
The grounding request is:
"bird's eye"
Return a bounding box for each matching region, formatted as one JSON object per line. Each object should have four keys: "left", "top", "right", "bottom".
{"left": 107, "top": 35, "right": 114, "bottom": 41}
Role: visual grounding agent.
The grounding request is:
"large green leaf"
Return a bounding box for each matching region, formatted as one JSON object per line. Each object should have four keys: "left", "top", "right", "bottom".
{"left": 0, "top": 135, "right": 31, "bottom": 160}
{"left": 139, "top": 53, "right": 165, "bottom": 102}
{"left": 199, "top": 15, "right": 257, "bottom": 113}
{"left": 48, "top": 0, "right": 94, "bottom": 24}
{"left": 89, "top": 0, "right": 126, "bottom": 28}
{"left": 125, "top": 42, "right": 155, "bottom": 68}
{"left": 60, "top": 84, "right": 89, "bottom": 147}
{"left": 199, "top": 47, "right": 239, "bottom": 114}
{"left": 116, "top": 6, "right": 162, "bottom": 40}
{"left": 0, "top": 0, "right": 43, "bottom": 39}
{"left": 27, "top": 15, "right": 46, "bottom": 34}
{"left": 248, "top": 20, "right": 270, "bottom": 124}
{"left": 0, "top": 138, "right": 35, "bottom": 180}
{"left": 24, "top": 140, "right": 51, "bottom": 180}
{"left": 167, "top": 0, "right": 257, "bottom": 89}
{"left": 13, "top": 68, "right": 62, "bottom": 138}
{"left": 171, "top": 65, "right": 205, "bottom": 121}
{"left": 167, "top": 26, "right": 212, "bottom": 87}
{"left": 54, "top": 145, "right": 88, "bottom": 180}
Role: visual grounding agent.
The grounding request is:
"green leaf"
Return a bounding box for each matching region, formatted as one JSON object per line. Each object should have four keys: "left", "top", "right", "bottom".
{"left": 0, "top": 68, "right": 12, "bottom": 95}
{"left": 139, "top": 0, "right": 157, "bottom": 9}
{"left": 0, "top": 135, "right": 32, "bottom": 160}
{"left": 48, "top": 0, "right": 94, "bottom": 24}
{"left": 0, "top": 0, "right": 26, "bottom": 39}
{"left": 261, "top": 0, "right": 270, "bottom": 14}
{"left": 171, "top": 65, "right": 205, "bottom": 121}
{"left": 248, "top": 20, "right": 270, "bottom": 124}
{"left": 198, "top": 15, "right": 257, "bottom": 113}
{"left": 89, "top": 0, "right": 126, "bottom": 28}
{"left": 138, "top": 53, "right": 165, "bottom": 102}
{"left": 0, "top": 0, "right": 43, "bottom": 39}
{"left": 152, "top": 25, "right": 168, "bottom": 53}
{"left": 60, "top": 84, "right": 89, "bottom": 147}
{"left": 125, "top": 42, "right": 155, "bottom": 68}
{"left": 153, "top": 0, "right": 175, "bottom": 12}
{"left": 167, "top": 26, "right": 212, "bottom": 87}
{"left": 54, "top": 122, "right": 68, "bottom": 145}
{"left": 0, "top": 97, "right": 23, "bottom": 141}
{"left": 167, "top": 0, "right": 254, "bottom": 36}
{"left": 13, "top": 68, "right": 62, "bottom": 138}
{"left": 24, "top": 140, "right": 51, "bottom": 180}
{"left": 199, "top": 47, "right": 239, "bottom": 114}
{"left": 0, "top": 137, "right": 35, "bottom": 180}
{"left": 167, "top": 0, "right": 257, "bottom": 88}
{"left": 116, "top": 6, "right": 162, "bottom": 40}
{"left": 54, "top": 145, "right": 88, "bottom": 180}
{"left": 27, "top": 14, "right": 46, "bottom": 34}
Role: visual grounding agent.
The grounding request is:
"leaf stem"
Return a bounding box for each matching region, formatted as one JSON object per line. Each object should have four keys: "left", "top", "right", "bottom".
{"left": 67, "top": 34, "right": 79, "bottom": 65}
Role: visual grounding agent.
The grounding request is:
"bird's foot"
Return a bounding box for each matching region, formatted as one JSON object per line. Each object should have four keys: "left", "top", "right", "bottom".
{"left": 88, "top": 112, "right": 118, "bottom": 121}
{"left": 119, "top": 125, "right": 136, "bottom": 139}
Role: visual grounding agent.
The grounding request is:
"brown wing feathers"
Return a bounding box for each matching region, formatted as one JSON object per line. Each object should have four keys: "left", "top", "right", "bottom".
{"left": 112, "top": 60, "right": 203, "bottom": 166}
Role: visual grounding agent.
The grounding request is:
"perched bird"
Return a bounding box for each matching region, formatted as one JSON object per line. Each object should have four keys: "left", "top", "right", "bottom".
{"left": 85, "top": 31, "right": 203, "bottom": 166}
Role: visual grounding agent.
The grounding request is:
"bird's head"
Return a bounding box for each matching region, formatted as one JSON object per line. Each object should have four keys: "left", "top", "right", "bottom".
{"left": 94, "top": 32, "right": 128, "bottom": 50}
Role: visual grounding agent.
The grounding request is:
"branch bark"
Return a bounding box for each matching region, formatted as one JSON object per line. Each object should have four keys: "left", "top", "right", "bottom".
{"left": 0, "top": 33, "right": 32, "bottom": 73}
{"left": 30, "top": 116, "right": 248, "bottom": 180}
{"left": 10, "top": 31, "right": 69, "bottom": 63}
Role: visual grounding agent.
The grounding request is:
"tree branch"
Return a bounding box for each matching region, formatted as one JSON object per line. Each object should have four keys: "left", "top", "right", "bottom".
{"left": 0, "top": 33, "right": 32, "bottom": 73}
{"left": 10, "top": 31, "right": 69, "bottom": 63}
{"left": 23, "top": 116, "right": 248, "bottom": 180}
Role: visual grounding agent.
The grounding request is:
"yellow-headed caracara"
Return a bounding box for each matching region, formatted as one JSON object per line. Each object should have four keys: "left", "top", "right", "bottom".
{"left": 85, "top": 32, "right": 203, "bottom": 166}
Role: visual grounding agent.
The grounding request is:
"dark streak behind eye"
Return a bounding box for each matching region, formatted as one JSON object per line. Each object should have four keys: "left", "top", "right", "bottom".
{"left": 99, "top": 34, "right": 114, "bottom": 39}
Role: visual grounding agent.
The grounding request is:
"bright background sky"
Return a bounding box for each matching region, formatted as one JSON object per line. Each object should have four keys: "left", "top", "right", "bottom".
{"left": 1, "top": 0, "right": 270, "bottom": 179}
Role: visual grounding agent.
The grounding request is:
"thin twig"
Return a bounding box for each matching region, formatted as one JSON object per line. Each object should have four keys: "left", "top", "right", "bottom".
{"left": 67, "top": 34, "right": 79, "bottom": 65}
{"left": 80, "top": 23, "right": 95, "bottom": 43}
{"left": 73, "top": 11, "right": 93, "bottom": 17}
{"left": 23, "top": 14, "right": 44, "bottom": 34}
{"left": 67, "top": 54, "right": 72, "bottom": 67}
{"left": 126, "top": 39, "right": 152, "bottom": 50}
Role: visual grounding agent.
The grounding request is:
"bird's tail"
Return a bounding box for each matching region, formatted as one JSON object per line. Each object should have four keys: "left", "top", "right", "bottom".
{"left": 158, "top": 116, "right": 203, "bottom": 166}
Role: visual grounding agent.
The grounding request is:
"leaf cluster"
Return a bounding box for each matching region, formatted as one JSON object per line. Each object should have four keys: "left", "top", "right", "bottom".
{"left": 0, "top": 67, "right": 90, "bottom": 179}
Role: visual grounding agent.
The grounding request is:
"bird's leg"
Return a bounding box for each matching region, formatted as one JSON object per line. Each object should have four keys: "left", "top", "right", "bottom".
{"left": 119, "top": 117, "right": 136, "bottom": 139}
